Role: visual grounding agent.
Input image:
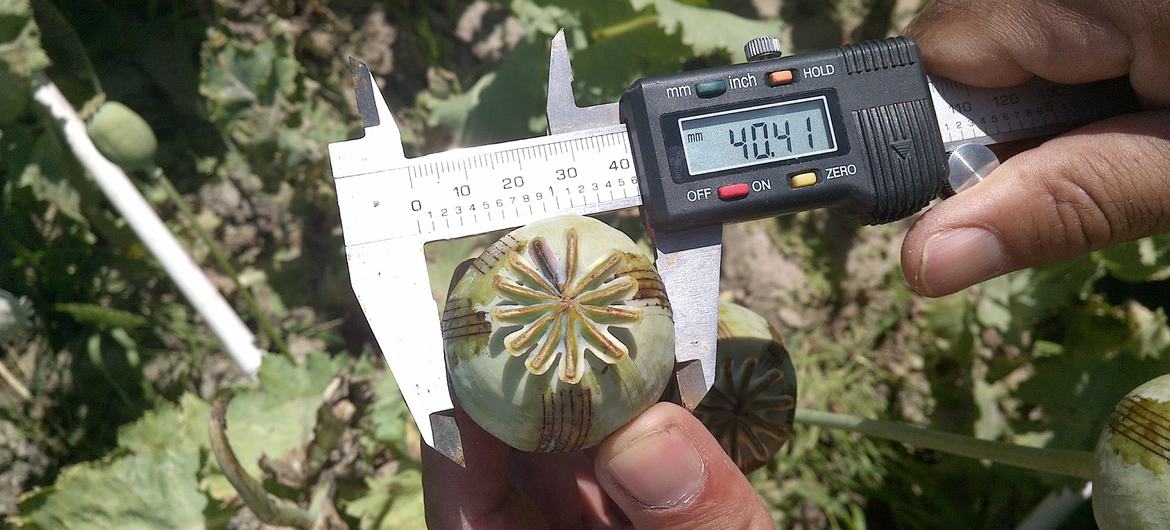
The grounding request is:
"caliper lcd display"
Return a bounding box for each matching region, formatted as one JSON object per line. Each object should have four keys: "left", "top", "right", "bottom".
{"left": 678, "top": 96, "right": 838, "bottom": 176}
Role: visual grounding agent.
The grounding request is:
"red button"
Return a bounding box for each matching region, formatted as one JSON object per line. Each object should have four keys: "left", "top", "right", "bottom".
{"left": 718, "top": 183, "right": 750, "bottom": 200}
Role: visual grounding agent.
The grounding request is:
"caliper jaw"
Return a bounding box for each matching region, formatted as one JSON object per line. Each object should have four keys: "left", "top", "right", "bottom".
{"left": 652, "top": 227, "right": 721, "bottom": 410}
{"left": 546, "top": 30, "right": 620, "bottom": 134}
{"left": 331, "top": 59, "right": 464, "bottom": 465}
{"left": 544, "top": 30, "right": 720, "bottom": 410}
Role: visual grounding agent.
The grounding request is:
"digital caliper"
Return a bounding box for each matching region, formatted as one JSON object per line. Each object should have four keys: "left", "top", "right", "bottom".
{"left": 328, "top": 32, "right": 1137, "bottom": 464}
{"left": 626, "top": 36, "right": 944, "bottom": 231}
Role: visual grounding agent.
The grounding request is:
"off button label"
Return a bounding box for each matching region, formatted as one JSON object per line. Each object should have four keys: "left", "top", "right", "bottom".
{"left": 687, "top": 188, "right": 713, "bottom": 201}
{"left": 718, "top": 183, "right": 750, "bottom": 201}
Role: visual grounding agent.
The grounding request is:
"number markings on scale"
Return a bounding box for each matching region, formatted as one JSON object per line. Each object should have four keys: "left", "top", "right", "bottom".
{"left": 372, "top": 129, "right": 637, "bottom": 243}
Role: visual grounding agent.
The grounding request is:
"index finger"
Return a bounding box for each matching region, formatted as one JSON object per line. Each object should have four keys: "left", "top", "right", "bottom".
{"left": 904, "top": 0, "right": 1170, "bottom": 107}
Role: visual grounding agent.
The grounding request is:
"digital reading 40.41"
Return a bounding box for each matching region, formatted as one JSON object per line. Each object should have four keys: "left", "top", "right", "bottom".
{"left": 678, "top": 95, "right": 838, "bottom": 176}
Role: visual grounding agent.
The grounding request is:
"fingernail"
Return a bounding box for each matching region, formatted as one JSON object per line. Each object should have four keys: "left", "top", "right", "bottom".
{"left": 605, "top": 424, "right": 706, "bottom": 508}
{"left": 920, "top": 228, "right": 1007, "bottom": 295}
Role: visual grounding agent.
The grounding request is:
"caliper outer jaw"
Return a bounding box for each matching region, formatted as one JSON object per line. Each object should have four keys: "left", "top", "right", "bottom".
{"left": 332, "top": 59, "right": 465, "bottom": 465}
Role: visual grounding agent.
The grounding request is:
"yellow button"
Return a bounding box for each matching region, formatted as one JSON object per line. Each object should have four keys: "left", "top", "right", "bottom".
{"left": 789, "top": 171, "right": 817, "bottom": 188}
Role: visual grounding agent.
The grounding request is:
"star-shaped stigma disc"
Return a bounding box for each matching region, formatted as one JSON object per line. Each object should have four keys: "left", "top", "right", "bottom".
{"left": 489, "top": 228, "right": 643, "bottom": 384}
{"left": 697, "top": 354, "right": 796, "bottom": 472}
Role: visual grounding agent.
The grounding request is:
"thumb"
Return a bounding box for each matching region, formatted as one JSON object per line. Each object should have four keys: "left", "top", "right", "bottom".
{"left": 594, "top": 402, "right": 774, "bottom": 529}
{"left": 903, "top": 110, "right": 1170, "bottom": 296}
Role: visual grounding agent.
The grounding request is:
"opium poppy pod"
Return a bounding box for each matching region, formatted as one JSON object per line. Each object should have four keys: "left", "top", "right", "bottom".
{"left": 442, "top": 215, "right": 675, "bottom": 452}
{"left": 1093, "top": 374, "right": 1170, "bottom": 530}
{"left": 695, "top": 302, "right": 797, "bottom": 473}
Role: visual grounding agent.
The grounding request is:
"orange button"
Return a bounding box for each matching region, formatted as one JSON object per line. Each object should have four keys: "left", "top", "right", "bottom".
{"left": 718, "top": 183, "right": 750, "bottom": 200}
{"left": 767, "top": 70, "right": 795, "bottom": 86}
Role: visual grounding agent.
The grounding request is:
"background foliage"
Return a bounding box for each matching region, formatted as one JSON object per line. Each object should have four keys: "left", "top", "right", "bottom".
{"left": 2, "top": 0, "right": 1168, "bottom": 528}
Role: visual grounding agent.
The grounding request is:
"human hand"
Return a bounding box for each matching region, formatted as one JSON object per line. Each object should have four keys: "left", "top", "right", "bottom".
{"left": 901, "top": 0, "right": 1170, "bottom": 296}
{"left": 422, "top": 402, "right": 774, "bottom": 529}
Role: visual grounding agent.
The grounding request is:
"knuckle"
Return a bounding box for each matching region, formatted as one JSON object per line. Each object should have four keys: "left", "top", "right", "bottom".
{"left": 1122, "top": 134, "right": 1170, "bottom": 233}
{"left": 1032, "top": 159, "right": 1121, "bottom": 255}
{"left": 1030, "top": 130, "right": 1170, "bottom": 255}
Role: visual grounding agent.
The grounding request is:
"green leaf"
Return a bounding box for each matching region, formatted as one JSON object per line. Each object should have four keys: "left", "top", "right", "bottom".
{"left": 17, "top": 130, "right": 86, "bottom": 225}
{"left": 200, "top": 352, "right": 344, "bottom": 499}
{"left": 117, "top": 393, "right": 211, "bottom": 457}
{"left": 969, "top": 256, "right": 1101, "bottom": 336}
{"left": 1127, "top": 304, "right": 1170, "bottom": 357}
{"left": 1013, "top": 301, "right": 1170, "bottom": 450}
{"left": 974, "top": 294, "right": 1011, "bottom": 332}
{"left": 343, "top": 468, "right": 426, "bottom": 530}
{"left": 0, "top": 0, "right": 49, "bottom": 80}
{"left": 919, "top": 293, "right": 968, "bottom": 340}
{"left": 55, "top": 302, "right": 148, "bottom": 329}
{"left": 15, "top": 448, "right": 206, "bottom": 530}
{"left": 369, "top": 367, "right": 408, "bottom": 449}
{"left": 1097, "top": 235, "right": 1170, "bottom": 283}
{"left": 1013, "top": 255, "right": 1102, "bottom": 323}
{"left": 199, "top": 26, "right": 300, "bottom": 148}
{"left": 423, "top": 37, "right": 547, "bottom": 145}
{"left": 0, "top": 65, "right": 28, "bottom": 123}
{"left": 628, "top": 0, "right": 787, "bottom": 60}
{"left": 426, "top": 0, "right": 761, "bottom": 145}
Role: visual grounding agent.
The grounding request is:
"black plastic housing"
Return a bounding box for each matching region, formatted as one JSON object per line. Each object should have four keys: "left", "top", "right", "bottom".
{"left": 620, "top": 37, "right": 947, "bottom": 231}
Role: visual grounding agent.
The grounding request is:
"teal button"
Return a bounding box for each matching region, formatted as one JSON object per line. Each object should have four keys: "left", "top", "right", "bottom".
{"left": 695, "top": 79, "right": 727, "bottom": 98}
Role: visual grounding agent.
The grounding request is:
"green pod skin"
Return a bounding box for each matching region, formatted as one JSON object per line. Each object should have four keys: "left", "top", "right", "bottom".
{"left": 1093, "top": 374, "right": 1170, "bottom": 530}
{"left": 442, "top": 215, "right": 675, "bottom": 452}
{"left": 695, "top": 302, "right": 797, "bottom": 473}
{"left": 86, "top": 101, "right": 158, "bottom": 171}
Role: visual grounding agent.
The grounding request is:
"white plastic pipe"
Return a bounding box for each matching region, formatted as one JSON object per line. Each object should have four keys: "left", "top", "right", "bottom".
{"left": 33, "top": 76, "right": 263, "bottom": 376}
{"left": 1016, "top": 482, "right": 1093, "bottom": 530}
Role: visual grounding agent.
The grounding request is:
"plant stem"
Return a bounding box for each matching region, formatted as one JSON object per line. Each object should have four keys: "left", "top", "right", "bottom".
{"left": 794, "top": 408, "right": 1095, "bottom": 480}
{"left": 0, "top": 358, "right": 31, "bottom": 400}
{"left": 591, "top": 15, "right": 658, "bottom": 41}
{"left": 210, "top": 393, "right": 318, "bottom": 529}
{"left": 153, "top": 168, "right": 292, "bottom": 359}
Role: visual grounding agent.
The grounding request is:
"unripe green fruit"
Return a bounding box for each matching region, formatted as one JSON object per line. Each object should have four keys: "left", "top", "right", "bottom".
{"left": 1093, "top": 374, "right": 1170, "bottom": 529}
{"left": 695, "top": 302, "right": 796, "bottom": 473}
{"left": 443, "top": 215, "right": 675, "bottom": 451}
{"left": 86, "top": 101, "right": 157, "bottom": 171}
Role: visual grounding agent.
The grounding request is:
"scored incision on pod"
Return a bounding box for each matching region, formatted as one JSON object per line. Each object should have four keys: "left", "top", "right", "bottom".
{"left": 1093, "top": 374, "right": 1170, "bottom": 530}
{"left": 695, "top": 301, "right": 797, "bottom": 473}
{"left": 442, "top": 215, "right": 675, "bottom": 452}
